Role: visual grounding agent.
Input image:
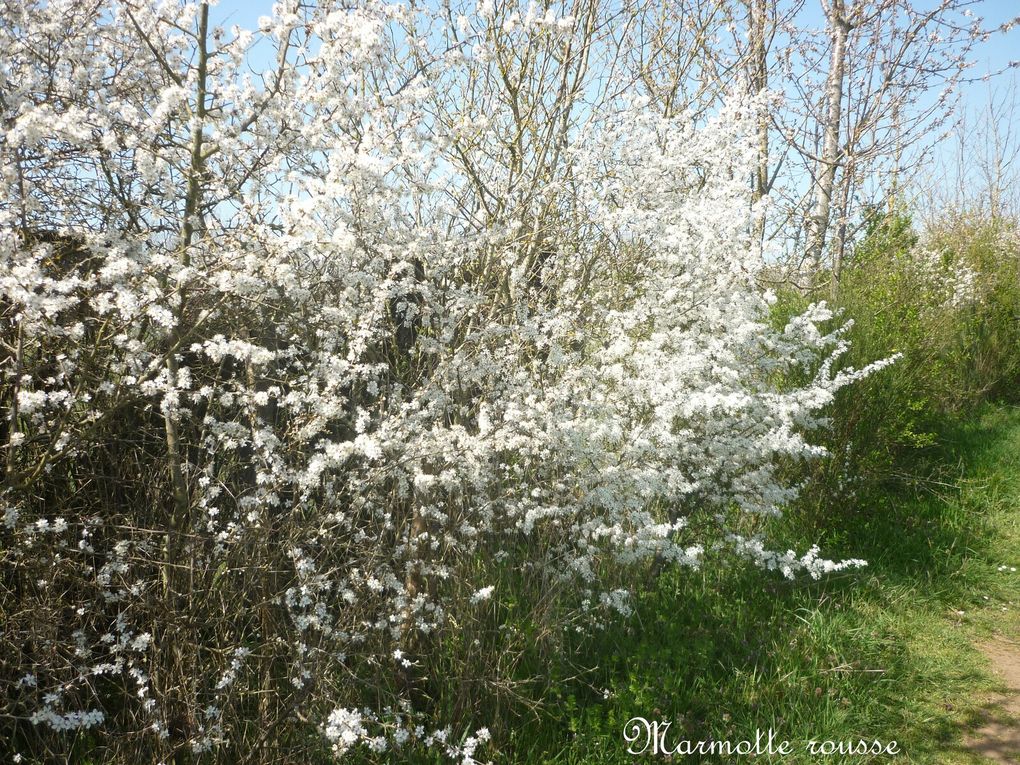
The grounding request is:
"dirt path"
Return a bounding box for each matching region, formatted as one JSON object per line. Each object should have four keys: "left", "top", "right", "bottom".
{"left": 965, "top": 640, "right": 1020, "bottom": 764}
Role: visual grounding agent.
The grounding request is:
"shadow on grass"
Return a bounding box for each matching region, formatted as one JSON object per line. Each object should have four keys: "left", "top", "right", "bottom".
{"left": 510, "top": 405, "right": 1020, "bottom": 764}
{"left": 956, "top": 697, "right": 1020, "bottom": 765}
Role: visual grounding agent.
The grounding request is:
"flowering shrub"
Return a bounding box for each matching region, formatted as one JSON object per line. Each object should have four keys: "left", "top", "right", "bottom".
{"left": 771, "top": 207, "right": 1020, "bottom": 518}
{"left": 1, "top": 1, "right": 888, "bottom": 761}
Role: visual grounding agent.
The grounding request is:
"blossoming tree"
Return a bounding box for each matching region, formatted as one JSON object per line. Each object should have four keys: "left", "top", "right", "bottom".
{"left": 1, "top": 0, "right": 891, "bottom": 761}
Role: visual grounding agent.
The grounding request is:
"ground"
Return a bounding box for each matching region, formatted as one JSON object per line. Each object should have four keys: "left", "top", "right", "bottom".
{"left": 522, "top": 404, "right": 1020, "bottom": 764}
{"left": 966, "top": 641, "right": 1020, "bottom": 764}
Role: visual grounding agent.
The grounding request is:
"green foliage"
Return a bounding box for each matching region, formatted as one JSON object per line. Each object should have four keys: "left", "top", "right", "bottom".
{"left": 511, "top": 405, "right": 1020, "bottom": 764}
{"left": 786, "top": 209, "right": 1020, "bottom": 509}
{"left": 497, "top": 210, "right": 1020, "bottom": 764}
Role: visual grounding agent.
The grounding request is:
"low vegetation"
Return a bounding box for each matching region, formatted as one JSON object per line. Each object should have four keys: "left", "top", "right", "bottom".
{"left": 2, "top": 1, "right": 1018, "bottom": 763}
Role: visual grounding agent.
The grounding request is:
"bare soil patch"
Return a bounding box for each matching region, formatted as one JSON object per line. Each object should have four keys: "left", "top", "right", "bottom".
{"left": 965, "top": 640, "right": 1020, "bottom": 764}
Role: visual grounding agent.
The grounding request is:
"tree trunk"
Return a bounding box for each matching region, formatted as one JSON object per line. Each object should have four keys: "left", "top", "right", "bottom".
{"left": 830, "top": 162, "right": 854, "bottom": 301}
{"left": 806, "top": 0, "right": 850, "bottom": 289}
{"left": 748, "top": 0, "right": 770, "bottom": 256}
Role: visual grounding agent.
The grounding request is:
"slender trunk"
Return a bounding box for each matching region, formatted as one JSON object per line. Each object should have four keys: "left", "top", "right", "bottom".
{"left": 5, "top": 321, "right": 22, "bottom": 478}
{"left": 161, "top": 7, "right": 209, "bottom": 762}
{"left": 398, "top": 503, "right": 427, "bottom": 705}
{"left": 806, "top": 0, "right": 849, "bottom": 289}
{"left": 748, "top": 0, "right": 770, "bottom": 256}
{"left": 5, "top": 149, "right": 29, "bottom": 479}
{"left": 163, "top": 1, "right": 209, "bottom": 580}
{"left": 830, "top": 165, "right": 854, "bottom": 301}
{"left": 888, "top": 97, "right": 902, "bottom": 214}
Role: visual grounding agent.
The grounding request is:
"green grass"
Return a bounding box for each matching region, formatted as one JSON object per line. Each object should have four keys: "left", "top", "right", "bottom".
{"left": 511, "top": 403, "right": 1020, "bottom": 764}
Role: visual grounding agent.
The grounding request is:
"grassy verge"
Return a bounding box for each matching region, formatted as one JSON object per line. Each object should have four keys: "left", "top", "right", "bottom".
{"left": 515, "top": 403, "right": 1020, "bottom": 764}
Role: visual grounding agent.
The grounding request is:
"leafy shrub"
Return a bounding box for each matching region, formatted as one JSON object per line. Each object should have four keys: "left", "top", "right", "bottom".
{"left": 0, "top": 2, "right": 886, "bottom": 763}
{"left": 778, "top": 206, "right": 1020, "bottom": 513}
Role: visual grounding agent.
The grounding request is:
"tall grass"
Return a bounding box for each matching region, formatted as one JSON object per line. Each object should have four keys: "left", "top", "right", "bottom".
{"left": 781, "top": 209, "right": 1020, "bottom": 513}
{"left": 499, "top": 211, "right": 1020, "bottom": 763}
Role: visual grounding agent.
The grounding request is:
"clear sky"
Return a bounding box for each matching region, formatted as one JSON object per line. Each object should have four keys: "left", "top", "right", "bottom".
{"left": 207, "top": 0, "right": 1020, "bottom": 124}
{"left": 208, "top": 0, "right": 1020, "bottom": 75}
{"left": 960, "top": 0, "right": 1020, "bottom": 113}
{"left": 206, "top": 0, "right": 1020, "bottom": 209}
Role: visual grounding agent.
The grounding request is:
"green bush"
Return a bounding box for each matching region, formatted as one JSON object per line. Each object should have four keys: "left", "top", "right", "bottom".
{"left": 779, "top": 208, "right": 1020, "bottom": 511}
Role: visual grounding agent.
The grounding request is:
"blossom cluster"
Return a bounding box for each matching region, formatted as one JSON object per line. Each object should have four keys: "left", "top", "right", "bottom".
{"left": 1, "top": 0, "right": 888, "bottom": 761}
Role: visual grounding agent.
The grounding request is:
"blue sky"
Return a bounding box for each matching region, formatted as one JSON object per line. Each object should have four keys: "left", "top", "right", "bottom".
{"left": 960, "top": 0, "right": 1020, "bottom": 131}
{"left": 208, "top": 0, "right": 1019, "bottom": 105}
{"left": 208, "top": 1, "right": 1020, "bottom": 75}
{"left": 206, "top": 0, "right": 1019, "bottom": 207}
{"left": 208, "top": 0, "right": 1019, "bottom": 123}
